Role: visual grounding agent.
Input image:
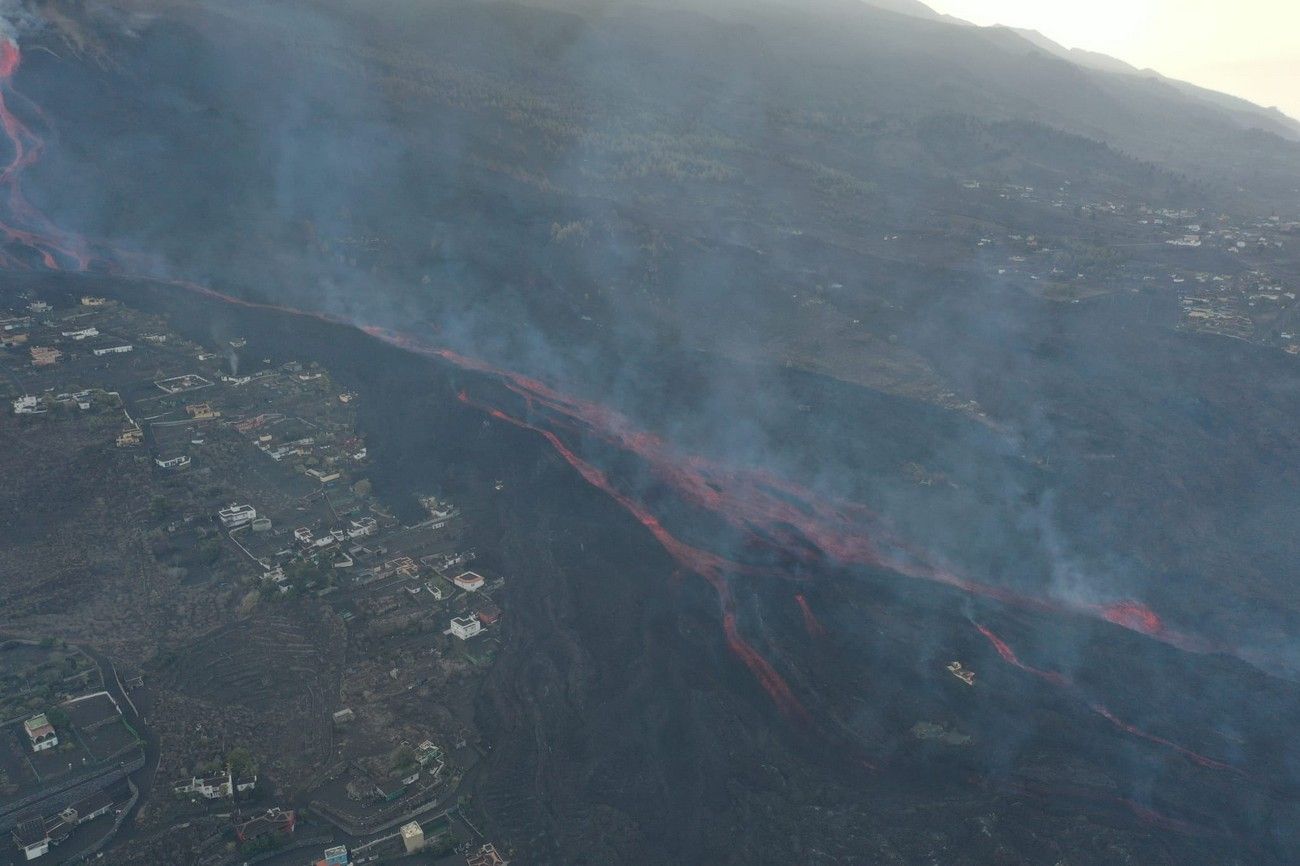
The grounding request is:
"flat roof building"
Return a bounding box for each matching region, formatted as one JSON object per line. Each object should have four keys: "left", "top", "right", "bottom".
{"left": 12, "top": 818, "right": 49, "bottom": 860}
{"left": 218, "top": 504, "right": 257, "bottom": 528}
{"left": 453, "top": 571, "right": 485, "bottom": 592}
{"left": 319, "top": 844, "right": 349, "bottom": 866}
{"left": 449, "top": 616, "right": 483, "bottom": 640}
{"left": 400, "top": 821, "right": 425, "bottom": 853}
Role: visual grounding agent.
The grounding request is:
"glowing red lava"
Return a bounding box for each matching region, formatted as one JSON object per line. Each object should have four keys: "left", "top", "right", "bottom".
{"left": 794, "top": 593, "right": 827, "bottom": 638}
{"left": 972, "top": 623, "right": 1068, "bottom": 687}
{"left": 405, "top": 344, "right": 1217, "bottom": 655}
{"left": 0, "top": 38, "right": 89, "bottom": 270}
{"left": 1098, "top": 600, "right": 1164, "bottom": 635}
{"left": 457, "top": 390, "right": 812, "bottom": 724}
{"left": 972, "top": 623, "right": 1242, "bottom": 775}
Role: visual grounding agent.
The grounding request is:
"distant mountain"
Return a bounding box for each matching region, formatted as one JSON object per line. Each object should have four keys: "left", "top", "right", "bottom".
{"left": 993, "top": 25, "right": 1300, "bottom": 137}
{"left": 859, "top": 0, "right": 967, "bottom": 24}
{"left": 851, "top": 0, "right": 1299, "bottom": 137}
{"left": 1000, "top": 25, "right": 1139, "bottom": 75}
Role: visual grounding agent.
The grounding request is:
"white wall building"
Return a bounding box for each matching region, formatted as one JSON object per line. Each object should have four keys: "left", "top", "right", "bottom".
{"left": 400, "top": 821, "right": 425, "bottom": 853}
{"left": 12, "top": 395, "right": 43, "bottom": 415}
{"left": 217, "top": 504, "right": 257, "bottom": 528}
{"left": 174, "top": 768, "right": 233, "bottom": 799}
{"left": 449, "top": 616, "right": 483, "bottom": 640}
{"left": 347, "top": 517, "right": 378, "bottom": 539}
{"left": 14, "top": 819, "right": 49, "bottom": 860}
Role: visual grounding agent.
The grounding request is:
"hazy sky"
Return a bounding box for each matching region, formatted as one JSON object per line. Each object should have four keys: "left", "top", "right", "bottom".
{"left": 927, "top": 1, "right": 1300, "bottom": 120}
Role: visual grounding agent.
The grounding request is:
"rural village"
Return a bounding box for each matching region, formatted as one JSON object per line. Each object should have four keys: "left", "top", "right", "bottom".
{"left": 1, "top": 291, "right": 510, "bottom": 866}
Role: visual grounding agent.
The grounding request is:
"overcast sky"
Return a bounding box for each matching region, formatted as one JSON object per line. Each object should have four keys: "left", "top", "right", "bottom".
{"left": 927, "top": 0, "right": 1300, "bottom": 120}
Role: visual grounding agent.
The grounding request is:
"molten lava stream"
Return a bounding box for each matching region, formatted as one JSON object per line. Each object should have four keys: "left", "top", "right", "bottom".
{"left": 794, "top": 593, "right": 827, "bottom": 638}
{"left": 457, "top": 388, "right": 811, "bottom": 723}
{"left": 0, "top": 38, "right": 90, "bottom": 270}
{"left": 357, "top": 325, "right": 1235, "bottom": 681}
{"left": 458, "top": 354, "right": 1220, "bottom": 656}
{"left": 972, "top": 623, "right": 1243, "bottom": 775}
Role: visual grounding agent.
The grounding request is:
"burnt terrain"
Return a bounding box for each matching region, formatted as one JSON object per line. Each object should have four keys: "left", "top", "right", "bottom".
{"left": 126, "top": 281, "right": 1300, "bottom": 864}
{"left": 1, "top": 0, "right": 1299, "bottom": 863}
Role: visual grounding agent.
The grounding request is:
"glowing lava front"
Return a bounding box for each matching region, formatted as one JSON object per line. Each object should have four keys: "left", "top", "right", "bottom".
{"left": 1099, "top": 600, "right": 1165, "bottom": 635}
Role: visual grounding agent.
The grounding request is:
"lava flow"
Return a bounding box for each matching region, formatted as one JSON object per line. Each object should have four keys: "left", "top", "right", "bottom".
{"left": 0, "top": 38, "right": 90, "bottom": 271}
{"left": 794, "top": 593, "right": 827, "bottom": 638}
{"left": 396, "top": 344, "right": 1217, "bottom": 655}
{"left": 1100, "top": 599, "right": 1165, "bottom": 636}
{"left": 984, "top": 775, "right": 1206, "bottom": 837}
{"left": 973, "top": 623, "right": 1068, "bottom": 687}
{"left": 973, "top": 623, "right": 1243, "bottom": 775}
{"left": 457, "top": 389, "right": 812, "bottom": 724}
{"left": 0, "top": 31, "right": 1245, "bottom": 723}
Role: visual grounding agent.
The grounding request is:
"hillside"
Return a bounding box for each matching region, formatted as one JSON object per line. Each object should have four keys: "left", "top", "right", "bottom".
{"left": 3, "top": 2, "right": 1300, "bottom": 863}
{"left": 10, "top": 0, "right": 1298, "bottom": 390}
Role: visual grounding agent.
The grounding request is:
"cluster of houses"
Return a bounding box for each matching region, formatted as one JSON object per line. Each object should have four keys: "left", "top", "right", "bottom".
{"left": 250, "top": 513, "right": 381, "bottom": 589}
{"left": 11, "top": 790, "right": 118, "bottom": 861}
{"left": 10, "top": 696, "right": 134, "bottom": 860}
{"left": 445, "top": 571, "right": 502, "bottom": 641}
{"left": 292, "top": 517, "right": 379, "bottom": 549}
{"left": 11, "top": 389, "right": 104, "bottom": 415}
{"left": 173, "top": 765, "right": 258, "bottom": 800}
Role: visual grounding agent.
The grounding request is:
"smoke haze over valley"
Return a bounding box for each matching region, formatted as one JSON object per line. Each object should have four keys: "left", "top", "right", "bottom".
{"left": 1, "top": 1, "right": 1299, "bottom": 863}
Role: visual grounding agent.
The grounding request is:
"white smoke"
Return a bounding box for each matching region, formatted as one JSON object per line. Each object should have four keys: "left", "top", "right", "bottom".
{"left": 0, "top": 1, "right": 41, "bottom": 41}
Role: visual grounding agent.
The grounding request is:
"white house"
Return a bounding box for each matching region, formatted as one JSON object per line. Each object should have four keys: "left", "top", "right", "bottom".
{"left": 13, "top": 819, "right": 49, "bottom": 860}
{"left": 347, "top": 517, "right": 378, "bottom": 539}
{"left": 12, "top": 395, "right": 43, "bottom": 415}
{"left": 155, "top": 455, "right": 191, "bottom": 469}
{"left": 23, "top": 714, "right": 58, "bottom": 752}
{"left": 92, "top": 344, "right": 133, "bottom": 356}
{"left": 174, "top": 768, "right": 233, "bottom": 799}
{"left": 416, "top": 740, "right": 446, "bottom": 779}
{"left": 449, "top": 616, "right": 482, "bottom": 640}
{"left": 321, "top": 845, "right": 350, "bottom": 866}
{"left": 401, "top": 821, "right": 425, "bottom": 853}
{"left": 217, "top": 504, "right": 257, "bottom": 529}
